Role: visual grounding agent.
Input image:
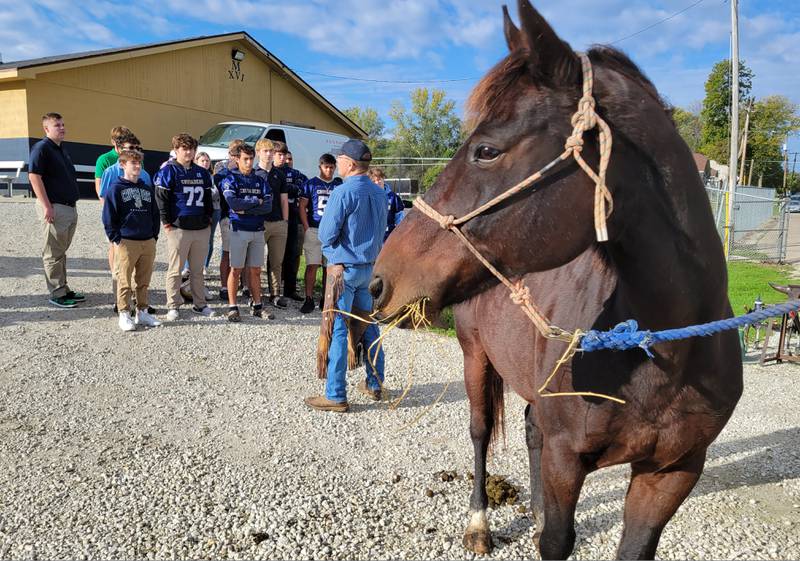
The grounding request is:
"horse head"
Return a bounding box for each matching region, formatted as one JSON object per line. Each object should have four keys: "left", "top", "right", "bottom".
{"left": 371, "top": 0, "right": 699, "bottom": 322}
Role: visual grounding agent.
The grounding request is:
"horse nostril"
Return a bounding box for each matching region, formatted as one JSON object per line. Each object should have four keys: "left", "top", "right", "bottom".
{"left": 369, "top": 276, "right": 384, "bottom": 301}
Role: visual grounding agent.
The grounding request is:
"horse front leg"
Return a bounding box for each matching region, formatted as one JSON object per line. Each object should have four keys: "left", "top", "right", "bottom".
{"left": 524, "top": 404, "right": 545, "bottom": 546}
{"left": 616, "top": 451, "right": 706, "bottom": 560}
{"left": 461, "top": 351, "right": 496, "bottom": 555}
{"left": 537, "top": 438, "right": 587, "bottom": 560}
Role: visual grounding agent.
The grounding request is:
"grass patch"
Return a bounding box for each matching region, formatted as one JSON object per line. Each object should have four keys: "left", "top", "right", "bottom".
{"left": 427, "top": 261, "right": 800, "bottom": 338}
{"left": 727, "top": 261, "right": 799, "bottom": 314}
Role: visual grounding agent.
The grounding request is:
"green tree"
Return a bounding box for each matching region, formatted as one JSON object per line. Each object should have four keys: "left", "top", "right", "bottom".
{"left": 745, "top": 95, "right": 800, "bottom": 190}
{"left": 343, "top": 106, "right": 385, "bottom": 140}
{"left": 389, "top": 88, "right": 463, "bottom": 158}
{"left": 673, "top": 106, "right": 702, "bottom": 152}
{"left": 700, "top": 59, "right": 754, "bottom": 162}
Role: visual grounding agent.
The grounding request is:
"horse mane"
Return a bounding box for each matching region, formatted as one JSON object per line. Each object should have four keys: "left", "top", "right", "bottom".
{"left": 466, "top": 45, "right": 673, "bottom": 130}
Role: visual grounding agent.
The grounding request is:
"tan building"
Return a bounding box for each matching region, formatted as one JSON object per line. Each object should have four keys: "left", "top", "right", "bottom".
{"left": 0, "top": 32, "right": 365, "bottom": 196}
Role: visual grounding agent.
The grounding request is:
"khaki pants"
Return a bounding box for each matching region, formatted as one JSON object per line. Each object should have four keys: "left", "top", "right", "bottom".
{"left": 264, "top": 220, "right": 288, "bottom": 296}
{"left": 37, "top": 203, "right": 78, "bottom": 298}
{"left": 115, "top": 239, "right": 156, "bottom": 312}
{"left": 166, "top": 227, "right": 210, "bottom": 309}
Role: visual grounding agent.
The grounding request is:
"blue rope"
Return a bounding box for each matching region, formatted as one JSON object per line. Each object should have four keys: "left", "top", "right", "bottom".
{"left": 579, "top": 299, "right": 800, "bottom": 357}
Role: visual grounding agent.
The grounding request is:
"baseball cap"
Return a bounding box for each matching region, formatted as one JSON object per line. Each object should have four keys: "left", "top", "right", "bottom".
{"left": 336, "top": 139, "right": 373, "bottom": 162}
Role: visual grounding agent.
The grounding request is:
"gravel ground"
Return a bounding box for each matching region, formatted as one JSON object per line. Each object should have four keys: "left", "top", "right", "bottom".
{"left": 1, "top": 198, "right": 799, "bottom": 560}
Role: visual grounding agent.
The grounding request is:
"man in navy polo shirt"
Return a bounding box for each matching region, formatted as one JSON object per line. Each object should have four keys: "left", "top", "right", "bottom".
{"left": 28, "top": 112, "right": 84, "bottom": 308}
{"left": 304, "top": 139, "right": 387, "bottom": 413}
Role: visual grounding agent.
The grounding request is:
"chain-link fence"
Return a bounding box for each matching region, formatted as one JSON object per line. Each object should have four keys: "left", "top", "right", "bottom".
{"left": 371, "top": 157, "right": 450, "bottom": 197}
{"left": 706, "top": 185, "right": 788, "bottom": 262}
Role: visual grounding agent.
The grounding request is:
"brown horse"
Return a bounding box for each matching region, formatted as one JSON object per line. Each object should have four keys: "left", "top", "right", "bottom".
{"left": 370, "top": 1, "right": 743, "bottom": 559}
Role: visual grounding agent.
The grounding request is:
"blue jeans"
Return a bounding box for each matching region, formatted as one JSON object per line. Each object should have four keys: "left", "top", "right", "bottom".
{"left": 325, "top": 264, "right": 385, "bottom": 402}
{"left": 183, "top": 209, "right": 221, "bottom": 272}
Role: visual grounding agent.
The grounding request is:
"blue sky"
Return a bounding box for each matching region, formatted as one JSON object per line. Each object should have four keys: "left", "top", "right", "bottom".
{"left": 2, "top": 0, "right": 798, "bottom": 149}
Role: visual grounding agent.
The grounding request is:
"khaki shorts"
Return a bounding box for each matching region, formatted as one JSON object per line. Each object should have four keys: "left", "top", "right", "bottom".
{"left": 303, "top": 227, "right": 324, "bottom": 266}
{"left": 220, "top": 217, "right": 231, "bottom": 252}
{"left": 230, "top": 229, "right": 265, "bottom": 269}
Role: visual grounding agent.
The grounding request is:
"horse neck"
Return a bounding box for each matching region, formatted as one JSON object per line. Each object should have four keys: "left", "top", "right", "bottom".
{"left": 605, "top": 139, "right": 728, "bottom": 330}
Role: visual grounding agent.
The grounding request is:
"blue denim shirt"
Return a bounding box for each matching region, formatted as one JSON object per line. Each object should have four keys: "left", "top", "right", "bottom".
{"left": 319, "top": 175, "right": 387, "bottom": 265}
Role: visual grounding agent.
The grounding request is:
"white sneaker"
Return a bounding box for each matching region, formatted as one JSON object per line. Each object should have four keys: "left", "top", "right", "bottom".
{"left": 118, "top": 312, "right": 136, "bottom": 332}
{"left": 165, "top": 309, "right": 180, "bottom": 322}
{"left": 193, "top": 306, "right": 216, "bottom": 317}
{"left": 204, "top": 287, "right": 216, "bottom": 301}
{"left": 181, "top": 268, "right": 190, "bottom": 277}
{"left": 136, "top": 309, "right": 162, "bottom": 327}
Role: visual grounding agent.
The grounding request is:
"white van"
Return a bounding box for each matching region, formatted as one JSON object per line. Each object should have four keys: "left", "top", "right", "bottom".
{"left": 197, "top": 121, "right": 349, "bottom": 178}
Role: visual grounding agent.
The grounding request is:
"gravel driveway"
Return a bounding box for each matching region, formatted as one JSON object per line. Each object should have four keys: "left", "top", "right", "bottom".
{"left": 1, "top": 199, "right": 799, "bottom": 560}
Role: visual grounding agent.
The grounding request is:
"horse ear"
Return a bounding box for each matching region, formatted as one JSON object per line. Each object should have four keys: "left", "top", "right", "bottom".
{"left": 503, "top": 5, "right": 523, "bottom": 52}
{"left": 516, "top": 0, "right": 579, "bottom": 86}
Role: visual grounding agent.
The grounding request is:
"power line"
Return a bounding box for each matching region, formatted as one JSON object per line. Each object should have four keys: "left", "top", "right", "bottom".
{"left": 293, "top": 70, "right": 476, "bottom": 84}
{"left": 294, "top": 0, "right": 709, "bottom": 85}
{"left": 609, "top": 0, "right": 707, "bottom": 45}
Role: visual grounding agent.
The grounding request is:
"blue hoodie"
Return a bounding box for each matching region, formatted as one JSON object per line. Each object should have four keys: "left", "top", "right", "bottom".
{"left": 102, "top": 177, "right": 160, "bottom": 243}
{"left": 221, "top": 169, "right": 273, "bottom": 232}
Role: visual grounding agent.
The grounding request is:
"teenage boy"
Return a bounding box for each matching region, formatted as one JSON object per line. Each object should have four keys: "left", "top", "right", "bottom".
{"left": 155, "top": 133, "right": 216, "bottom": 321}
{"left": 299, "top": 153, "right": 341, "bottom": 313}
{"left": 254, "top": 139, "right": 290, "bottom": 309}
{"left": 368, "top": 167, "right": 406, "bottom": 240}
{"left": 214, "top": 139, "right": 245, "bottom": 301}
{"left": 94, "top": 126, "right": 133, "bottom": 198}
{"left": 28, "top": 112, "right": 84, "bottom": 308}
{"left": 274, "top": 143, "right": 307, "bottom": 301}
{"left": 99, "top": 135, "right": 155, "bottom": 314}
{"left": 221, "top": 143, "right": 273, "bottom": 322}
{"left": 102, "top": 150, "right": 161, "bottom": 331}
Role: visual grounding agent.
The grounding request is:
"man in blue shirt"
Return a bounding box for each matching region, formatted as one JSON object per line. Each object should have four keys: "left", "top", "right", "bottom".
{"left": 304, "top": 140, "right": 388, "bottom": 413}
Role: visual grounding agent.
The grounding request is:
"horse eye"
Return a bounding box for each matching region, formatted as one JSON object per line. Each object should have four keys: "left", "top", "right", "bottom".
{"left": 476, "top": 145, "right": 501, "bottom": 162}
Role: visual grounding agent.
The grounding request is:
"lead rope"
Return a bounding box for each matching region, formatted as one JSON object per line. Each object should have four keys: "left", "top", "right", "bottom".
{"left": 413, "top": 52, "right": 624, "bottom": 404}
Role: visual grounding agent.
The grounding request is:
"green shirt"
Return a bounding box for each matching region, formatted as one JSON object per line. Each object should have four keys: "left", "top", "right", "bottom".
{"left": 94, "top": 148, "right": 119, "bottom": 179}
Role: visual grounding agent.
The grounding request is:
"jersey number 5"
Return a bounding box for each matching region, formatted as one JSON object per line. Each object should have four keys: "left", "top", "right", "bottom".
{"left": 183, "top": 186, "right": 205, "bottom": 207}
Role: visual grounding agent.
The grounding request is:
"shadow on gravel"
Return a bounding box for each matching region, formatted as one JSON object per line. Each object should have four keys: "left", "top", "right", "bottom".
{"left": 0, "top": 255, "right": 110, "bottom": 279}
{"left": 554, "top": 427, "right": 800, "bottom": 549}
{"left": 384, "top": 381, "right": 467, "bottom": 409}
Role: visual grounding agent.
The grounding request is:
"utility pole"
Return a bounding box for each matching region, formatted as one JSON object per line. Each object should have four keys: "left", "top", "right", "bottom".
{"left": 725, "top": 0, "right": 739, "bottom": 259}
{"left": 748, "top": 158, "right": 755, "bottom": 186}
{"left": 782, "top": 133, "right": 790, "bottom": 194}
{"left": 791, "top": 153, "right": 798, "bottom": 193}
{"left": 738, "top": 99, "right": 752, "bottom": 184}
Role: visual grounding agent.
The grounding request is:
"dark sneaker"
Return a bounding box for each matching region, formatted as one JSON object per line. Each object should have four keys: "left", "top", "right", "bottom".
{"left": 242, "top": 287, "right": 250, "bottom": 299}
{"left": 113, "top": 304, "right": 118, "bottom": 314}
{"left": 300, "top": 297, "right": 315, "bottom": 314}
{"left": 252, "top": 306, "right": 263, "bottom": 319}
{"left": 272, "top": 296, "right": 288, "bottom": 309}
{"left": 304, "top": 395, "right": 349, "bottom": 413}
{"left": 220, "top": 288, "right": 229, "bottom": 301}
{"left": 49, "top": 296, "right": 77, "bottom": 308}
{"left": 357, "top": 380, "right": 382, "bottom": 401}
{"left": 65, "top": 290, "right": 85, "bottom": 302}
{"left": 287, "top": 292, "right": 305, "bottom": 302}
{"left": 147, "top": 306, "right": 157, "bottom": 315}
{"left": 227, "top": 308, "right": 241, "bottom": 322}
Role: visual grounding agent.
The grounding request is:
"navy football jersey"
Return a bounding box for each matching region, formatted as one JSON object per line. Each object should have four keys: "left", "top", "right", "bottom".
{"left": 301, "top": 176, "right": 342, "bottom": 228}
{"left": 154, "top": 161, "right": 213, "bottom": 230}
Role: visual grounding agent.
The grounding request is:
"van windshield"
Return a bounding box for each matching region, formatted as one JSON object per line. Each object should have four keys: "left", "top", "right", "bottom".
{"left": 199, "top": 124, "right": 266, "bottom": 148}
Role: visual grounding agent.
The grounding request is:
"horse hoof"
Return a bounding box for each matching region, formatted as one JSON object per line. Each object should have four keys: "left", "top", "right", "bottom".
{"left": 533, "top": 529, "right": 542, "bottom": 549}
{"left": 463, "top": 530, "right": 494, "bottom": 554}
